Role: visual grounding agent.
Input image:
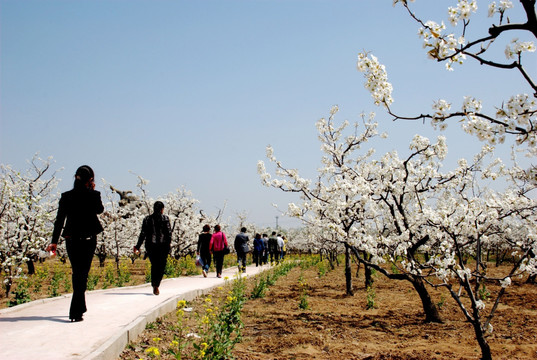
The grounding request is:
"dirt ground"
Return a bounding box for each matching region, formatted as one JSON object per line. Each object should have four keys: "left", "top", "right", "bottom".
{"left": 120, "top": 260, "right": 537, "bottom": 360}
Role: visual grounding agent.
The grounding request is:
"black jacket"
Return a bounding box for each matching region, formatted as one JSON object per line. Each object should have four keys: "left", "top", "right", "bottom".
{"left": 136, "top": 214, "right": 172, "bottom": 254}
{"left": 197, "top": 232, "right": 212, "bottom": 255}
{"left": 51, "top": 188, "right": 104, "bottom": 244}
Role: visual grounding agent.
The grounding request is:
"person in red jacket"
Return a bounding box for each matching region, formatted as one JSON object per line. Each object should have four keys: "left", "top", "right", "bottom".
{"left": 47, "top": 165, "right": 104, "bottom": 322}
{"left": 209, "top": 224, "right": 228, "bottom": 278}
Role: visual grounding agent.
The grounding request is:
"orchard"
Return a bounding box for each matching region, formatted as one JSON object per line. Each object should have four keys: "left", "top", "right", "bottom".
{"left": 1, "top": 1, "right": 536, "bottom": 360}
{"left": 258, "top": 1, "right": 536, "bottom": 359}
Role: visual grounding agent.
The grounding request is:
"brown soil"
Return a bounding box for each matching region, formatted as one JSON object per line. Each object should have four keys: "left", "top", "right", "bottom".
{"left": 119, "top": 261, "right": 537, "bottom": 360}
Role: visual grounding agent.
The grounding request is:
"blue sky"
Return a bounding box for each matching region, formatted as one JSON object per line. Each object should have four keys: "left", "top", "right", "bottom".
{"left": 1, "top": 0, "right": 534, "bottom": 228}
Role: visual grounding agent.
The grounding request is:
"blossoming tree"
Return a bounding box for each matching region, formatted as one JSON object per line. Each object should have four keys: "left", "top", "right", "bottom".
{"left": 259, "top": 105, "right": 537, "bottom": 359}
{"left": 258, "top": 108, "right": 447, "bottom": 320}
{"left": 0, "top": 155, "right": 60, "bottom": 296}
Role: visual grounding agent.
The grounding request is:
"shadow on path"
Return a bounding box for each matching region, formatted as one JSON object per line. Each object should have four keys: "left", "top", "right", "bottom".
{"left": 102, "top": 292, "right": 154, "bottom": 296}
{"left": 0, "top": 315, "right": 69, "bottom": 323}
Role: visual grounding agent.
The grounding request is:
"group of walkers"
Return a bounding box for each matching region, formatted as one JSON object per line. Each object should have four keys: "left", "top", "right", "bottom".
{"left": 196, "top": 224, "right": 229, "bottom": 278}
{"left": 252, "top": 231, "right": 287, "bottom": 266}
{"left": 46, "top": 164, "right": 288, "bottom": 322}
{"left": 196, "top": 227, "right": 288, "bottom": 278}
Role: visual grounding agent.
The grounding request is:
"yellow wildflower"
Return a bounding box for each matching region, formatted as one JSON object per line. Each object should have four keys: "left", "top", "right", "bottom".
{"left": 145, "top": 346, "right": 160, "bottom": 357}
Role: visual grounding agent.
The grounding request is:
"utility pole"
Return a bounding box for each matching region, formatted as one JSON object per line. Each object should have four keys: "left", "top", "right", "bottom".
{"left": 275, "top": 216, "right": 279, "bottom": 230}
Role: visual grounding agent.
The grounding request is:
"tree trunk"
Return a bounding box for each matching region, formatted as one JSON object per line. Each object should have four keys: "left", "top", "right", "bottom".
{"left": 26, "top": 260, "right": 35, "bottom": 275}
{"left": 327, "top": 252, "right": 335, "bottom": 270}
{"left": 361, "top": 251, "right": 373, "bottom": 289}
{"left": 472, "top": 319, "right": 492, "bottom": 360}
{"left": 4, "top": 277, "right": 12, "bottom": 297}
{"left": 98, "top": 254, "right": 106, "bottom": 267}
{"left": 349, "top": 244, "right": 442, "bottom": 324}
{"left": 345, "top": 244, "right": 354, "bottom": 296}
{"left": 410, "top": 276, "right": 442, "bottom": 323}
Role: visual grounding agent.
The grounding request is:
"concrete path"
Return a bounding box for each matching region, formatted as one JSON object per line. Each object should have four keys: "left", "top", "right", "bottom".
{"left": 0, "top": 263, "right": 271, "bottom": 360}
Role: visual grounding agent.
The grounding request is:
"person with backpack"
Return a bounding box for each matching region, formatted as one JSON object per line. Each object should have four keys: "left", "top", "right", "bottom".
{"left": 133, "top": 201, "right": 172, "bottom": 295}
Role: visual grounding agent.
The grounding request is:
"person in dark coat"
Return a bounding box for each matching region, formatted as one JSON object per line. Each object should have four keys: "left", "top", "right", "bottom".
{"left": 268, "top": 231, "right": 279, "bottom": 265}
{"left": 133, "top": 201, "right": 171, "bottom": 295}
{"left": 47, "top": 165, "right": 104, "bottom": 322}
{"left": 262, "top": 234, "right": 269, "bottom": 264}
{"left": 234, "top": 227, "right": 250, "bottom": 273}
{"left": 252, "top": 233, "right": 265, "bottom": 267}
{"left": 197, "top": 224, "right": 212, "bottom": 277}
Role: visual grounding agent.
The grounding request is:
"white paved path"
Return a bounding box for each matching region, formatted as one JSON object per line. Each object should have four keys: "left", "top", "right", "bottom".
{"left": 0, "top": 264, "right": 271, "bottom": 360}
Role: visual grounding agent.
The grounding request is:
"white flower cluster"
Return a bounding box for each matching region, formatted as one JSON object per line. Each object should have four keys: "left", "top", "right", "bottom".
{"left": 504, "top": 38, "right": 536, "bottom": 59}
{"left": 499, "top": 277, "right": 512, "bottom": 288}
{"left": 431, "top": 99, "right": 452, "bottom": 129}
{"left": 448, "top": 0, "right": 478, "bottom": 26}
{"left": 462, "top": 96, "right": 483, "bottom": 114}
{"left": 475, "top": 299, "right": 486, "bottom": 310}
{"left": 417, "top": 20, "right": 466, "bottom": 70}
{"left": 356, "top": 53, "right": 394, "bottom": 108}
{"left": 488, "top": 0, "right": 514, "bottom": 17}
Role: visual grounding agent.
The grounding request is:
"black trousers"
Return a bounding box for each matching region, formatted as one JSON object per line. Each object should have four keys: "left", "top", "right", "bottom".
{"left": 148, "top": 245, "right": 169, "bottom": 288}
{"left": 253, "top": 250, "right": 262, "bottom": 266}
{"left": 269, "top": 251, "right": 279, "bottom": 264}
{"left": 66, "top": 236, "right": 97, "bottom": 319}
{"left": 213, "top": 250, "right": 225, "bottom": 275}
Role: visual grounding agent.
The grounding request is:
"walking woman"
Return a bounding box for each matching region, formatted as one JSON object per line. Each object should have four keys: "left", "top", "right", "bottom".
{"left": 47, "top": 165, "right": 104, "bottom": 322}
{"left": 197, "top": 224, "right": 212, "bottom": 277}
{"left": 209, "top": 224, "right": 228, "bottom": 278}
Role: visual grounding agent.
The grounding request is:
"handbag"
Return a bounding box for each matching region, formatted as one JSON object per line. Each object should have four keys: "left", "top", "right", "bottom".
{"left": 195, "top": 255, "right": 204, "bottom": 267}
{"left": 221, "top": 232, "right": 230, "bottom": 254}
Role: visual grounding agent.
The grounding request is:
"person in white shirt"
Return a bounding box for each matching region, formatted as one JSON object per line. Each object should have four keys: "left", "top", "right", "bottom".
{"left": 277, "top": 234, "right": 284, "bottom": 262}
